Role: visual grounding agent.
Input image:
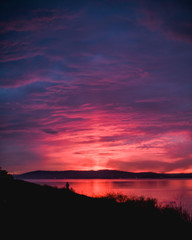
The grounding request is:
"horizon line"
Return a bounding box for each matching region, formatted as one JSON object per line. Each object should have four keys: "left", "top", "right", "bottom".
{"left": 14, "top": 168, "right": 192, "bottom": 175}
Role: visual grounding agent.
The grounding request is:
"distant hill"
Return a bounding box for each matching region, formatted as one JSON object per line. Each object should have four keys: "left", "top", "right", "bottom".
{"left": 15, "top": 169, "right": 192, "bottom": 179}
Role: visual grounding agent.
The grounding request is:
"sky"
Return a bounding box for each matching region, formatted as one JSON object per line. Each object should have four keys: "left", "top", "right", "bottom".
{"left": 0, "top": 0, "right": 192, "bottom": 174}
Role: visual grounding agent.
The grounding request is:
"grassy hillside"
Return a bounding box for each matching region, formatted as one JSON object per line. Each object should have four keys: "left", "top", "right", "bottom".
{"left": 1, "top": 169, "right": 191, "bottom": 238}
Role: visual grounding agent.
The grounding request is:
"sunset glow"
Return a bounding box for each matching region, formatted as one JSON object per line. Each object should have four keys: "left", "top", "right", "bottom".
{"left": 0, "top": 0, "right": 192, "bottom": 174}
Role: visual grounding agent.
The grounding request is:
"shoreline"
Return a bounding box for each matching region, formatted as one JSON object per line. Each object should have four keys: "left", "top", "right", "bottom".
{"left": 1, "top": 169, "right": 192, "bottom": 236}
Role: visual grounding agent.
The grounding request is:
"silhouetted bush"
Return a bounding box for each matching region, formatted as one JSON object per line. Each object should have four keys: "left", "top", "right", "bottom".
{"left": 0, "top": 167, "right": 13, "bottom": 181}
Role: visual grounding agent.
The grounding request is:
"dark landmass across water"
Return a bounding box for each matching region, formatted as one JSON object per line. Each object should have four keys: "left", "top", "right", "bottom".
{"left": 15, "top": 169, "right": 192, "bottom": 179}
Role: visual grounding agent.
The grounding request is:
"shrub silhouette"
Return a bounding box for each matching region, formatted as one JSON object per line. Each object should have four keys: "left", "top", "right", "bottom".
{"left": 0, "top": 167, "right": 13, "bottom": 181}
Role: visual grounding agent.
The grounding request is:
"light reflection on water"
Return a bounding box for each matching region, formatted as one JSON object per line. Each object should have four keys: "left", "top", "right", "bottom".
{"left": 27, "top": 179, "right": 192, "bottom": 215}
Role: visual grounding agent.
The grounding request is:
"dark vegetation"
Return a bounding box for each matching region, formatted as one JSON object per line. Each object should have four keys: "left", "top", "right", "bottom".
{"left": 1, "top": 168, "right": 192, "bottom": 238}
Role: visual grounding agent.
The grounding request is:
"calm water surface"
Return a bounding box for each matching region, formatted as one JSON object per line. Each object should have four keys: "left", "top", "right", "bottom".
{"left": 28, "top": 179, "right": 192, "bottom": 215}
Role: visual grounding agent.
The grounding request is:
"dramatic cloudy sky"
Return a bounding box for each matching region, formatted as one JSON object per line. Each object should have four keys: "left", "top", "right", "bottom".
{"left": 0, "top": 0, "right": 192, "bottom": 173}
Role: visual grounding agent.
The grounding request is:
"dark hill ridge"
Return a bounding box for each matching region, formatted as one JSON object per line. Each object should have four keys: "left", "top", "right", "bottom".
{"left": 15, "top": 169, "right": 192, "bottom": 179}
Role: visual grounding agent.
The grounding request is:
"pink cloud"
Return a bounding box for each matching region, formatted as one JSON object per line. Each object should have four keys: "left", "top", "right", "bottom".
{"left": 0, "top": 9, "right": 80, "bottom": 33}
{"left": 1, "top": 96, "right": 192, "bottom": 173}
{"left": 138, "top": 2, "right": 192, "bottom": 43}
{"left": 1, "top": 1, "right": 191, "bottom": 173}
{"left": 19, "top": 106, "right": 188, "bottom": 172}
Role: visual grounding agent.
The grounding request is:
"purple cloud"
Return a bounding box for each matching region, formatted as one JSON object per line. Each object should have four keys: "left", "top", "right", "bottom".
{"left": 138, "top": 0, "right": 192, "bottom": 43}
{"left": 0, "top": 0, "right": 192, "bottom": 173}
{"left": 0, "top": 8, "right": 80, "bottom": 33}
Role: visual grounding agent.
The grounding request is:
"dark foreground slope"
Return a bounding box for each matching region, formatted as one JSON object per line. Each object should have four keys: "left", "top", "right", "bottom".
{"left": 1, "top": 172, "right": 192, "bottom": 238}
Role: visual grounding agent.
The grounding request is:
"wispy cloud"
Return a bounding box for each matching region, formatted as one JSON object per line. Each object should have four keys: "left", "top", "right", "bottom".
{"left": 0, "top": 0, "right": 192, "bottom": 173}
{"left": 0, "top": 8, "right": 80, "bottom": 33}
{"left": 138, "top": 0, "right": 192, "bottom": 43}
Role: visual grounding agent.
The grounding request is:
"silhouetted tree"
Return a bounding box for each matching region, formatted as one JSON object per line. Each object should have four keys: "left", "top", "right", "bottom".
{"left": 0, "top": 167, "right": 13, "bottom": 181}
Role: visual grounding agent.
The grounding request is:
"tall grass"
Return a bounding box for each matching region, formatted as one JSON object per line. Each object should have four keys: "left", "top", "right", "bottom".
{"left": 97, "top": 192, "right": 192, "bottom": 224}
